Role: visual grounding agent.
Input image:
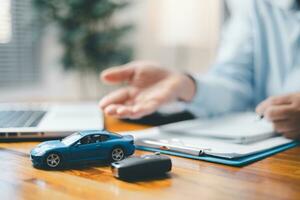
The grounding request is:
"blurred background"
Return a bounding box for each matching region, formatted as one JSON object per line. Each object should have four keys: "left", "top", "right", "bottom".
{"left": 0, "top": 0, "right": 229, "bottom": 102}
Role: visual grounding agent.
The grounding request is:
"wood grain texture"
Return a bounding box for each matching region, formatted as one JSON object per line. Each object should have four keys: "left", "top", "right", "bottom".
{"left": 0, "top": 116, "right": 299, "bottom": 200}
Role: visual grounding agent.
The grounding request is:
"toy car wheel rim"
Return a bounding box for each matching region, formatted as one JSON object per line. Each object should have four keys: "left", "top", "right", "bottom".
{"left": 112, "top": 148, "right": 124, "bottom": 161}
{"left": 46, "top": 154, "right": 60, "bottom": 168}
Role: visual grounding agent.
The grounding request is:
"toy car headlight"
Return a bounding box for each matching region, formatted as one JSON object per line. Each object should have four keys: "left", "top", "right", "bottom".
{"left": 34, "top": 148, "right": 47, "bottom": 156}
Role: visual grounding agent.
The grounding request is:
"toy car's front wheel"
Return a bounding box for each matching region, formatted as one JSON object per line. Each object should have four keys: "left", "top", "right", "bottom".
{"left": 111, "top": 147, "right": 125, "bottom": 162}
{"left": 45, "top": 153, "right": 61, "bottom": 168}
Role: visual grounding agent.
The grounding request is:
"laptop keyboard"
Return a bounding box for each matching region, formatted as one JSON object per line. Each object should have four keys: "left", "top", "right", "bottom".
{"left": 0, "top": 111, "right": 47, "bottom": 128}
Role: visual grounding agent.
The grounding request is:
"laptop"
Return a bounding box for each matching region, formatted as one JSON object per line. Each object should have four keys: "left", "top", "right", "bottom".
{"left": 0, "top": 102, "right": 104, "bottom": 140}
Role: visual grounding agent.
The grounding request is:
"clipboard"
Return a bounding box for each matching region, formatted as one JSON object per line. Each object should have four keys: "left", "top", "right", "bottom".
{"left": 135, "top": 142, "right": 298, "bottom": 166}
{"left": 119, "top": 126, "right": 299, "bottom": 166}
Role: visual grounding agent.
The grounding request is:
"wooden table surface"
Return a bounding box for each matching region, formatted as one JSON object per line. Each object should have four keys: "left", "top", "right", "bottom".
{"left": 1, "top": 116, "right": 300, "bottom": 200}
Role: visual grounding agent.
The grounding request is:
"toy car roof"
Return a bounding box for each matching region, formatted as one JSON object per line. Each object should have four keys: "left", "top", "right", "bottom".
{"left": 78, "top": 130, "right": 121, "bottom": 137}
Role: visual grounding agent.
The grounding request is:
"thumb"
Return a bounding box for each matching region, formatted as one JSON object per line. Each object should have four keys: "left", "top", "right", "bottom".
{"left": 101, "top": 64, "right": 134, "bottom": 84}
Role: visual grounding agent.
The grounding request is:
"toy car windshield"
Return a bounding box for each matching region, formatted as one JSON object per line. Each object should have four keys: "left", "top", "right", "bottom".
{"left": 61, "top": 132, "right": 82, "bottom": 146}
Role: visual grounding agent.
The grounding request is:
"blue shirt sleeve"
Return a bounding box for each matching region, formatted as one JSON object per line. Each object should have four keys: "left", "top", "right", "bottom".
{"left": 186, "top": 2, "right": 255, "bottom": 117}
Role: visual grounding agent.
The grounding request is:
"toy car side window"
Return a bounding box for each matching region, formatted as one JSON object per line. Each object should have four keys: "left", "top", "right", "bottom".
{"left": 91, "top": 134, "right": 102, "bottom": 143}
{"left": 79, "top": 136, "right": 93, "bottom": 145}
{"left": 100, "top": 135, "right": 109, "bottom": 142}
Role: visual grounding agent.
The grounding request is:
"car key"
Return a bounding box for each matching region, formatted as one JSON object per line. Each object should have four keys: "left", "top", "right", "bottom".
{"left": 111, "top": 153, "right": 172, "bottom": 180}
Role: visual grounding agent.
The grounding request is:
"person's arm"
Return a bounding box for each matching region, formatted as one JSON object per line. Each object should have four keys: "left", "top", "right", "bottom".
{"left": 186, "top": 2, "right": 255, "bottom": 117}
{"left": 99, "top": 1, "right": 255, "bottom": 119}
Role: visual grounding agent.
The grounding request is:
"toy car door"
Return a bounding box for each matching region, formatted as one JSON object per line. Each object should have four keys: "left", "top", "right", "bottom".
{"left": 69, "top": 135, "right": 102, "bottom": 162}
{"left": 89, "top": 134, "right": 112, "bottom": 159}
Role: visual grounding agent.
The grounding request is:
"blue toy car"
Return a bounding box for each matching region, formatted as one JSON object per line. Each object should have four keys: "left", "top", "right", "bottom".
{"left": 30, "top": 130, "right": 135, "bottom": 169}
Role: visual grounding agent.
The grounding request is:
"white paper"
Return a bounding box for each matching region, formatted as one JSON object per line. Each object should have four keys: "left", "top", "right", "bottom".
{"left": 159, "top": 112, "right": 275, "bottom": 143}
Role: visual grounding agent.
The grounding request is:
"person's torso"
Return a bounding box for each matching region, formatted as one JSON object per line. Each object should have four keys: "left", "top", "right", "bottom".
{"left": 252, "top": 0, "right": 300, "bottom": 103}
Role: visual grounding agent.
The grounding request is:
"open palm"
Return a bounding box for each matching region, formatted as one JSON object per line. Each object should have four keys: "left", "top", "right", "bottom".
{"left": 99, "top": 61, "right": 193, "bottom": 119}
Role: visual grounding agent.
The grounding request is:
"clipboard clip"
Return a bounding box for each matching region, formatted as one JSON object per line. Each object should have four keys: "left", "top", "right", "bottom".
{"left": 159, "top": 145, "right": 210, "bottom": 156}
{"left": 141, "top": 139, "right": 211, "bottom": 156}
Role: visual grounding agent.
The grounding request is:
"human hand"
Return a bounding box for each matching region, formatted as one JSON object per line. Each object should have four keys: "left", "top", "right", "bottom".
{"left": 256, "top": 93, "right": 300, "bottom": 140}
{"left": 99, "top": 61, "right": 196, "bottom": 119}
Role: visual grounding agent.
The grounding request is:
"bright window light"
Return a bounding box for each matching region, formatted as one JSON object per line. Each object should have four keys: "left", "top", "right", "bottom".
{"left": 0, "top": 0, "right": 12, "bottom": 44}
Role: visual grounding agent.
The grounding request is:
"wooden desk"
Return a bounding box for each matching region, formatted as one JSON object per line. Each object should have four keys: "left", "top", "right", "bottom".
{"left": 1, "top": 116, "right": 300, "bottom": 200}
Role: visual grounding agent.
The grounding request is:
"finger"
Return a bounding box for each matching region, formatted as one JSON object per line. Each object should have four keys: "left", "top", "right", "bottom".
{"left": 264, "top": 105, "right": 294, "bottom": 121}
{"left": 273, "top": 119, "right": 299, "bottom": 133}
{"left": 106, "top": 104, "right": 149, "bottom": 119}
{"left": 282, "top": 130, "right": 300, "bottom": 140}
{"left": 99, "top": 88, "right": 131, "bottom": 109}
{"left": 108, "top": 92, "right": 166, "bottom": 119}
{"left": 129, "top": 100, "right": 160, "bottom": 119}
{"left": 100, "top": 65, "right": 134, "bottom": 84}
{"left": 115, "top": 106, "right": 134, "bottom": 119}
{"left": 103, "top": 104, "right": 119, "bottom": 116}
{"left": 256, "top": 95, "right": 292, "bottom": 116}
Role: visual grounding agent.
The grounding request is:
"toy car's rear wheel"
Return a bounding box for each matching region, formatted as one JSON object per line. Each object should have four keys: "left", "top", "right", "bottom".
{"left": 45, "top": 153, "right": 61, "bottom": 168}
{"left": 111, "top": 147, "right": 125, "bottom": 162}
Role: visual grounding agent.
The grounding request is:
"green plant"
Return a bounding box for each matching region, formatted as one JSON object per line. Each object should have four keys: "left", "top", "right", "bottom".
{"left": 33, "top": 0, "right": 133, "bottom": 73}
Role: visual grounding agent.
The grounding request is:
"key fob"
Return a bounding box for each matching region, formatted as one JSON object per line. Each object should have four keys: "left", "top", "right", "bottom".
{"left": 111, "top": 153, "right": 172, "bottom": 180}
